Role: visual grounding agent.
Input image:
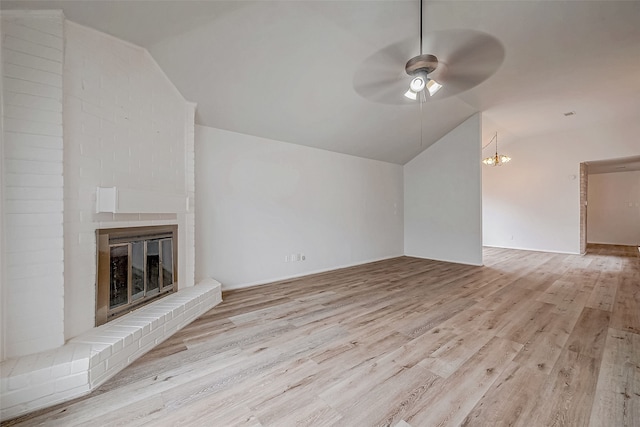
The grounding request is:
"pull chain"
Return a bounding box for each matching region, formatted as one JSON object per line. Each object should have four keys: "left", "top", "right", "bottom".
{"left": 420, "top": 93, "right": 423, "bottom": 148}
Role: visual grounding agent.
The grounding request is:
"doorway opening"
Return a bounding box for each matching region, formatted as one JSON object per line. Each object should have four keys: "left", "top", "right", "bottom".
{"left": 581, "top": 155, "right": 640, "bottom": 255}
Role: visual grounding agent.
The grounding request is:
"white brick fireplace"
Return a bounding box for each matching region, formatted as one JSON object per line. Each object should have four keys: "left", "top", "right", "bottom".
{"left": 0, "top": 11, "right": 222, "bottom": 420}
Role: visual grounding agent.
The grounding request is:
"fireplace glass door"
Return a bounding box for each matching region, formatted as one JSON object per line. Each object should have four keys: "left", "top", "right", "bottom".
{"left": 97, "top": 226, "right": 177, "bottom": 325}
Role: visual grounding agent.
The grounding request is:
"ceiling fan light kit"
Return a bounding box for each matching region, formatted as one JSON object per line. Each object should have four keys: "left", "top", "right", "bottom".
{"left": 404, "top": 89, "right": 418, "bottom": 100}
{"left": 403, "top": 74, "right": 442, "bottom": 100}
{"left": 405, "top": 67, "right": 442, "bottom": 100}
{"left": 426, "top": 79, "right": 443, "bottom": 96}
{"left": 403, "top": 5, "right": 443, "bottom": 101}
{"left": 409, "top": 73, "right": 427, "bottom": 92}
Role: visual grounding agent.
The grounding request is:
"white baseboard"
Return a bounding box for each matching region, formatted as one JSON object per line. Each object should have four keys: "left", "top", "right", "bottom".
{"left": 222, "top": 254, "right": 404, "bottom": 291}
{"left": 482, "top": 244, "right": 579, "bottom": 255}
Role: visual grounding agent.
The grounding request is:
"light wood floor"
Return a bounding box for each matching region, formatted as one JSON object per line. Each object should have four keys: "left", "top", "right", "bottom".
{"left": 5, "top": 245, "right": 640, "bottom": 426}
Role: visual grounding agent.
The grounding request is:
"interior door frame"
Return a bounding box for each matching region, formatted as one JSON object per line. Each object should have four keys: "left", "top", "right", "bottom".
{"left": 579, "top": 163, "right": 588, "bottom": 255}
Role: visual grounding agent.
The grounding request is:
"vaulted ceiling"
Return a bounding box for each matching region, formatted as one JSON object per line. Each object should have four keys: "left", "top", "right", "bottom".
{"left": 3, "top": 1, "right": 640, "bottom": 164}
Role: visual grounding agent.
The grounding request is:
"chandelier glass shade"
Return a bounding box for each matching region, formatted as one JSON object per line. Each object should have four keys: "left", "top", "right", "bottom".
{"left": 482, "top": 133, "right": 511, "bottom": 166}
{"left": 482, "top": 153, "right": 511, "bottom": 166}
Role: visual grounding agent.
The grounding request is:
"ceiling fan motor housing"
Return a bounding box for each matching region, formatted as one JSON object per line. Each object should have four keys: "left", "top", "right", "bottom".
{"left": 405, "top": 54, "right": 438, "bottom": 76}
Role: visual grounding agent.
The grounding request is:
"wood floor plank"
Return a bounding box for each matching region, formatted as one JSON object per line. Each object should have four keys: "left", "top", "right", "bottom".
{"left": 589, "top": 328, "right": 640, "bottom": 427}
{"left": 404, "top": 336, "right": 522, "bottom": 427}
{"left": 379, "top": 326, "right": 458, "bottom": 369}
{"left": 610, "top": 272, "right": 640, "bottom": 334}
{"left": 4, "top": 244, "right": 638, "bottom": 427}
{"left": 260, "top": 396, "right": 342, "bottom": 427}
{"left": 396, "top": 296, "right": 476, "bottom": 339}
{"left": 496, "top": 300, "right": 556, "bottom": 344}
{"left": 89, "top": 395, "right": 166, "bottom": 427}
{"left": 525, "top": 349, "right": 601, "bottom": 427}
{"left": 565, "top": 307, "right": 610, "bottom": 359}
{"left": 325, "top": 364, "right": 439, "bottom": 427}
{"left": 511, "top": 309, "right": 579, "bottom": 375}
{"left": 158, "top": 325, "right": 346, "bottom": 412}
{"left": 144, "top": 400, "right": 263, "bottom": 427}
{"left": 417, "top": 329, "right": 495, "bottom": 378}
{"left": 467, "top": 286, "right": 539, "bottom": 335}
{"left": 462, "top": 361, "right": 548, "bottom": 426}
{"left": 586, "top": 271, "right": 619, "bottom": 312}
{"left": 537, "top": 279, "right": 583, "bottom": 308}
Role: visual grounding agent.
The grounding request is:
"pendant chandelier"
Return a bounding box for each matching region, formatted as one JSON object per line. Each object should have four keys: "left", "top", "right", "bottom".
{"left": 482, "top": 132, "right": 511, "bottom": 166}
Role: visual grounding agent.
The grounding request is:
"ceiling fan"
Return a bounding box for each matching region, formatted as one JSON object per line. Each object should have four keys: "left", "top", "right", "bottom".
{"left": 353, "top": 0, "right": 504, "bottom": 105}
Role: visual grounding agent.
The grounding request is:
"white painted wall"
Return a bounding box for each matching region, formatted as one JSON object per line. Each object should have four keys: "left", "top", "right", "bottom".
{"left": 404, "top": 114, "right": 483, "bottom": 266}
{"left": 483, "top": 117, "right": 640, "bottom": 253}
{"left": 1, "top": 11, "right": 65, "bottom": 359}
{"left": 587, "top": 171, "right": 640, "bottom": 246}
{"left": 195, "top": 126, "right": 404, "bottom": 289}
{"left": 63, "top": 21, "right": 195, "bottom": 340}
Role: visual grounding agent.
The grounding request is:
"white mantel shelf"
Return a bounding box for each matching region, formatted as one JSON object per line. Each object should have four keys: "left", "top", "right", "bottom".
{"left": 0, "top": 279, "right": 222, "bottom": 422}
{"left": 96, "top": 187, "right": 189, "bottom": 214}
